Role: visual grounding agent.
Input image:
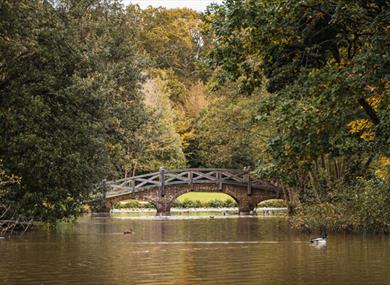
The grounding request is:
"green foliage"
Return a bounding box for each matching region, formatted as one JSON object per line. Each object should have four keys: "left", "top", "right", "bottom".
{"left": 134, "top": 6, "right": 203, "bottom": 80}
{"left": 1, "top": 0, "right": 387, "bottom": 235}
{"left": 292, "top": 178, "right": 390, "bottom": 233}
{"left": 113, "top": 200, "right": 154, "bottom": 209}
{"left": 139, "top": 76, "right": 187, "bottom": 172}
{"left": 206, "top": 199, "right": 225, "bottom": 208}
{"left": 176, "top": 192, "right": 235, "bottom": 202}
{"left": 124, "top": 6, "right": 209, "bottom": 170}
{"left": 193, "top": 86, "right": 270, "bottom": 168}
{"left": 172, "top": 198, "right": 237, "bottom": 208}
{"left": 204, "top": 0, "right": 390, "bottom": 231}
{"left": 112, "top": 198, "right": 237, "bottom": 209}
{"left": 223, "top": 199, "right": 237, "bottom": 208}
{"left": 183, "top": 199, "right": 201, "bottom": 208}
{"left": 258, "top": 199, "right": 287, "bottom": 208}
{"left": 0, "top": 0, "right": 147, "bottom": 222}
{"left": 342, "top": 177, "right": 390, "bottom": 232}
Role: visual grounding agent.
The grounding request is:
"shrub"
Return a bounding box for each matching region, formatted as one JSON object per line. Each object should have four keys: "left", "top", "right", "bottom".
{"left": 182, "top": 199, "right": 197, "bottom": 208}
{"left": 224, "top": 199, "right": 237, "bottom": 208}
{"left": 112, "top": 200, "right": 155, "bottom": 209}
{"left": 207, "top": 199, "right": 225, "bottom": 208}
{"left": 193, "top": 200, "right": 203, "bottom": 208}
{"left": 291, "top": 178, "right": 390, "bottom": 233}
{"left": 258, "top": 199, "right": 287, "bottom": 208}
{"left": 171, "top": 200, "right": 183, "bottom": 208}
{"left": 143, "top": 202, "right": 156, "bottom": 209}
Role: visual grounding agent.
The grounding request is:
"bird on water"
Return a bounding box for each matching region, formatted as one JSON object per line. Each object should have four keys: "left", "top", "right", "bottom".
{"left": 310, "top": 226, "right": 328, "bottom": 246}
{"left": 123, "top": 229, "right": 134, "bottom": 235}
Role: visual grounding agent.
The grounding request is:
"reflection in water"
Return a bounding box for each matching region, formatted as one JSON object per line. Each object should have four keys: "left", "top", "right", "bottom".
{"left": 1, "top": 214, "right": 390, "bottom": 285}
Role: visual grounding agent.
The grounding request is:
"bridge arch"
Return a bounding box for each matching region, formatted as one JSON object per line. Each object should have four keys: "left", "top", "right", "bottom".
{"left": 104, "top": 168, "right": 282, "bottom": 215}
{"left": 168, "top": 184, "right": 240, "bottom": 204}
{"left": 173, "top": 190, "right": 239, "bottom": 206}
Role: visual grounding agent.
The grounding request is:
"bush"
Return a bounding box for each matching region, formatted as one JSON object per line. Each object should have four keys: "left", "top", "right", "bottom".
{"left": 143, "top": 202, "right": 156, "bottom": 209}
{"left": 224, "top": 199, "right": 237, "bottom": 208}
{"left": 193, "top": 200, "right": 203, "bottom": 208}
{"left": 207, "top": 199, "right": 225, "bottom": 208}
{"left": 115, "top": 195, "right": 239, "bottom": 209}
{"left": 171, "top": 200, "right": 183, "bottom": 208}
{"left": 258, "top": 199, "right": 287, "bottom": 208}
{"left": 342, "top": 177, "right": 390, "bottom": 233}
{"left": 113, "top": 200, "right": 154, "bottom": 209}
{"left": 182, "top": 199, "right": 198, "bottom": 208}
{"left": 171, "top": 198, "right": 237, "bottom": 208}
{"left": 291, "top": 178, "right": 390, "bottom": 233}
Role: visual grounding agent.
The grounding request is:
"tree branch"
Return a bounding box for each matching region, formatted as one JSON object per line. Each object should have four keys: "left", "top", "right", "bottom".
{"left": 358, "top": 98, "right": 380, "bottom": 125}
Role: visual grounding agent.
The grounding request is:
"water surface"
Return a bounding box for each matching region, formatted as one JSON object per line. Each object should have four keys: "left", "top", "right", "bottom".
{"left": 1, "top": 213, "right": 389, "bottom": 285}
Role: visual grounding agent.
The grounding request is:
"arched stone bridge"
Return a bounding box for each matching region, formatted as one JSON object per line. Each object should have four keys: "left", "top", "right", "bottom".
{"left": 104, "top": 168, "right": 283, "bottom": 215}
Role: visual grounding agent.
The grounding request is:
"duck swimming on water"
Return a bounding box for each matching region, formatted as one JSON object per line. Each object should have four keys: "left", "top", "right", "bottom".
{"left": 310, "top": 227, "right": 328, "bottom": 246}
{"left": 310, "top": 236, "right": 327, "bottom": 246}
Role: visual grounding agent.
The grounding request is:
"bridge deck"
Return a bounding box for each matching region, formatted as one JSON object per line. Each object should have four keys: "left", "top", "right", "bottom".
{"left": 105, "top": 168, "right": 278, "bottom": 198}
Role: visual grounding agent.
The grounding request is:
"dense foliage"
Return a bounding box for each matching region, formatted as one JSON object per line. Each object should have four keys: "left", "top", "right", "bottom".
{"left": 1, "top": 0, "right": 143, "bottom": 221}
{"left": 0, "top": 0, "right": 195, "bottom": 223}
{"left": 204, "top": 0, "right": 390, "bottom": 232}
{"left": 113, "top": 198, "right": 237, "bottom": 209}
{"left": 192, "top": 84, "right": 270, "bottom": 169}
{"left": 1, "top": 0, "right": 389, "bottom": 233}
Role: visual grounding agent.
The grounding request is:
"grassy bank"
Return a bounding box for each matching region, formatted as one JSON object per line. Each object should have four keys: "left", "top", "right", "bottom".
{"left": 176, "top": 193, "right": 235, "bottom": 203}
{"left": 113, "top": 194, "right": 286, "bottom": 210}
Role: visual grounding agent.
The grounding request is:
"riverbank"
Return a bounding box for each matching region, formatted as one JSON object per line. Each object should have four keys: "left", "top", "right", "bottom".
{"left": 111, "top": 207, "right": 288, "bottom": 214}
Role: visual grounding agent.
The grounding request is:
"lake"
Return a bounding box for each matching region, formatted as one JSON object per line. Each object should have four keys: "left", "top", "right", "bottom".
{"left": 1, "top": 213, "right": 390, "bottom": 284}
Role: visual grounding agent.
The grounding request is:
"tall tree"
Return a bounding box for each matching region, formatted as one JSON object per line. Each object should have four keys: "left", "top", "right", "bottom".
{"left": 204, "top": 0, "right": 390, "bottom": 230}
{"left": 125, "top": 6, "right": 210, "bottom": 164}
{"left": 0, "top": 0, "right": 147, "bottom": 221}
{"left": 135, "top": 6, "right": 203, "bottom": 80}
{"left": 193, "top": 85, "right": 270, "bottom": 169}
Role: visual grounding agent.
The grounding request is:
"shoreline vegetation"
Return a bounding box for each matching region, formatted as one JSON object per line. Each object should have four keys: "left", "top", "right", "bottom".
{"left": 112, "top": 197, "right": 287, "bottom": 210}
{"left": 1, "top": 0, "right": 389, "bottom": 236}
{"left": 110, "top": 207, "right": 287, "bottom": 214}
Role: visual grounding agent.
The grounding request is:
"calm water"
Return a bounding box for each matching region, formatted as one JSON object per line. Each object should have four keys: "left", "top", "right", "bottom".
{"left": 1, "top": 213, "right": 390, "bottom": 285}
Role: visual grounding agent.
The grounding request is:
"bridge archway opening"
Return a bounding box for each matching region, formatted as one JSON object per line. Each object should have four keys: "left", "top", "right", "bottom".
{"left": 173, "top": 192, "right": 238, "bottom": 208}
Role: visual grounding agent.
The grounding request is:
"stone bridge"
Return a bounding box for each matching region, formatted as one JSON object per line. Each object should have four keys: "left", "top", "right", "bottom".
{"left": 104, "top": 168, "right": 283, "bottom": 215}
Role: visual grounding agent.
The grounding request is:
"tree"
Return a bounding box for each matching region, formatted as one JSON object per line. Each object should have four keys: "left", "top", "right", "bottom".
{"left": 124, "top": 6, "right": 210, "bottom": 165}
{"left": 193, "top": 84, "right": 270, "bottom": 169}
{"left": 204, "top": 0, "right": 390, "bottom": 231}
{"left": 134, "top": 6, "right": 203, "bottom": 81}
{"left": 132, "top": 76, "right": 187, "bottom": 173}
{"left": 0, "top": 0, "right": 147, "bottom": 221}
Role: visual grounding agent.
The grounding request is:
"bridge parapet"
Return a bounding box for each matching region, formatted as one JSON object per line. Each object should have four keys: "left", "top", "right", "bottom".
{"left": 105, "top": 168, "right": 279, "bottom": 199}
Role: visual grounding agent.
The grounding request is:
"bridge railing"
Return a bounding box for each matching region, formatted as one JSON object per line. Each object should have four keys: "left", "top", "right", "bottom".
{"left": 105, "top": 168, "right": 283, "bottom": 199}
{"left": 105, "top": 168, "right": 259, "bottom": 198}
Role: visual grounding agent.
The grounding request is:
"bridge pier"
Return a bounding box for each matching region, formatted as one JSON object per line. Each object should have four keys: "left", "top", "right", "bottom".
{"left": 103, "top": 200, "right": 113, "bottom": 213}
{"left": 155, "top": 202, "right": 171, "bottom": 216}
{"left": 238, "top": 200, "right": 256, "bottom": 216}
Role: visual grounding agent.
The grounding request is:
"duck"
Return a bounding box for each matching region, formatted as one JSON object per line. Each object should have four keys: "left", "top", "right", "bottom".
{"left": 310, "top": 236, "right": 327, "bottom": 246}
{"left": 310, "top": 227, "right": 328, "bottom": 246}
{"left": 123, "top": 229, "right": 134, "bottom": 235}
